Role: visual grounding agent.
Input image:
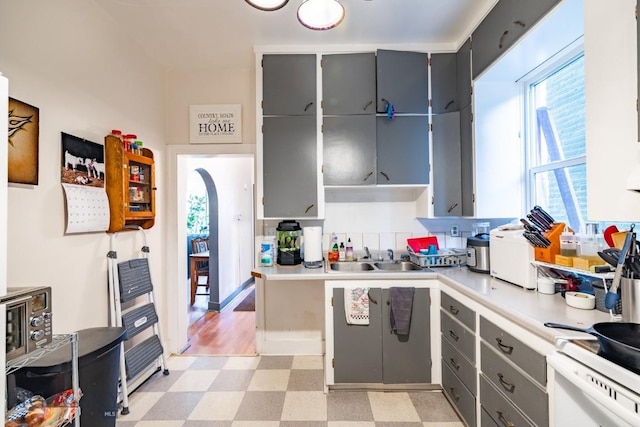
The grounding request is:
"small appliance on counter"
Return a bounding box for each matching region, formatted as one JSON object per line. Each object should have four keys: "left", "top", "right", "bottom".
{"left": 489, "top": 227, "right": 536, "bottom": 289}
{"left": 303, "top": 226, "right": 323, "bottom": 268}
{"left": 277, "top": 220, "right": 302, "bottom": 265}
{"left": 466, "top": 232, "right": 490, "bottom": 274}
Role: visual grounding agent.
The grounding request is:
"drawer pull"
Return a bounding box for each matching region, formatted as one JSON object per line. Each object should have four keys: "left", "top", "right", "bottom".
{"left": 448, "top": 330, "right": 459, "bottom": 341}
{"left": 497, "top": 373, "right": 516, "bottom": 393}
{"left": 363, "top": 171, "right": 373, "bottom": 182}
{"left": 496, "top": 410, "right": 515, "bottom": 427}
{"left": 449, "top": 357, "right": 460, "bottom": 371}
{"left": 448, "top": 305, "right": 459, "bottom": 315}
{"left": 496, "top": 338, "right": 514, "bottom": 354}
{"left": 449, "top": 387, "right": 460, "bottom": 401}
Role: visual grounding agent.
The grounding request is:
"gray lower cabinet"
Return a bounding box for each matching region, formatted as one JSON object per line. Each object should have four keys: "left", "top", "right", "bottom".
{"left": 442, "top": 361, "right": 476, "bottom": 427}
{"left": 376, "top": 116, "right": 430, "bottom": 185}
{"left": 332, "top": 287, "right": 431, "bottom": 384}
{"left": 262, "top": 54, "right": 317, "bottom": 116}
{"left": 323, "top": 116, "right": 376, "bottom": 185}
{"left": 480, "top": 375, "right": 535, "bottom": 427}
{"left": 262, "top": 116, "right": 318, "bottom": 218}
{"left": 376, "top": 49, "right": 429, "bottom": 114}
{"left": 322, "top": 53, "right": 376, "bottom": 115}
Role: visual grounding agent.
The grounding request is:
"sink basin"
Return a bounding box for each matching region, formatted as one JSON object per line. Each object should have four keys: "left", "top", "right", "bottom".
{"left": 373, "top": 261, "right": 424, "bottom": 271}
{"left": 330, "top": 262, "right": 375, "bottom": 272}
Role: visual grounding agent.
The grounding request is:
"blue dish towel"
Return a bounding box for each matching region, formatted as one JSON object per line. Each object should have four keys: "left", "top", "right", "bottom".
{"left": 389, "top": 287, "right": 414, "bottom": 335}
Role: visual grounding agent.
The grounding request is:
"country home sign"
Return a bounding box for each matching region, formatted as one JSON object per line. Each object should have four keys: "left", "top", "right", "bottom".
{"left": 189, "top": 104, "right": 242, "bottom": 143}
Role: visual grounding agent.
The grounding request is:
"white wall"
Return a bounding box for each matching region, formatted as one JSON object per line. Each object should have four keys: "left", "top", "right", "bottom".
{"left": 0, "top": 1, "right": 166, "bottom": 335}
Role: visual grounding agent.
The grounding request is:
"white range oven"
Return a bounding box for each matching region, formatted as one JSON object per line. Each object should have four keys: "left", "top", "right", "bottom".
{"left": 548, "top": 338, "right": 640, "bottom": 426}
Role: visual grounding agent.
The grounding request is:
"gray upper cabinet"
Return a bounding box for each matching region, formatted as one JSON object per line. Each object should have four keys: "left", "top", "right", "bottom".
{"left": 376, "top": 49, "right": 429, "bottom": 114}
{"left": 323, "top": 116, "right": 377, "bottom": 185}
{"left": 322, "top": 53, "right": 376, "bottom": 115}
{"left": 263, "top": 54, "right": 317, "bottom": 116}
{"left": 460, "top": 104, "right": 474, "bottom": 216}
{"left": 376, "top": 116, "right": 430, "bottom": 185}
{"left": 262, "top": 116, "right": 318, "bottom": 218}
{"left": 471, "top": 0, "right": 561, "bottom": 79}
{"left": 456, "top": 37, "right": 472, "bottom": 110}
{"left": 430, "top": 53, "right": 458, "bottom": 114}
{"left": 432, "top": 112, "right": 463, "bottom": 216}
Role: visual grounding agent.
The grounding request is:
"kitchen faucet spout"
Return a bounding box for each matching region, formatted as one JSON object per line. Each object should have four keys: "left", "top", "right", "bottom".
{"left": 364, "top": 246, "right": 371, "bottom": 259}
{"left": 387, "top": 249, "right": 394, "bottom": 261}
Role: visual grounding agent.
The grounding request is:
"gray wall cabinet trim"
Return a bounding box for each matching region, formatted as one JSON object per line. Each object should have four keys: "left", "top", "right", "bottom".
{"left": 323, "top": 116, "right": 377, "bottom": 185}
{"left": 430, "top": 53, "right": 458, "bottom": 114}
{"left": 322, "top": 53, "right": 376, "bottom": 115}
{"left": 376, "top": 49, "right": 430, "bottom": 114}
{"left": 460, "top": 105, "right": 475, "bottom": 216}
{"left": 432, "top": 112, "right": 463, "bottom": 216}
{"left": 456, "top": 37, "right": 472, "bottom": 110}
{"left": 263, "top": 54, "right": 317, "bottom": 116}
{"left": 376, "top": 116, "right": 430, "bottom": 185}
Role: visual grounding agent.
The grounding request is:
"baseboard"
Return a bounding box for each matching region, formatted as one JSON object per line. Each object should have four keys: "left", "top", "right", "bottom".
{"left": 209, "top": 277, "right": 255, "bottom": 311}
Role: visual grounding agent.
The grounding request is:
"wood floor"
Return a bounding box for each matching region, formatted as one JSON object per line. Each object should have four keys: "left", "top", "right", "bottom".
{"left": 183, "top": 284, "right": 256, "bottom": 355}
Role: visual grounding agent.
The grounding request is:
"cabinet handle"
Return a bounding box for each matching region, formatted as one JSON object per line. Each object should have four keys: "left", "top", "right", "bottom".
{"left": 448, "top": 305, "right": 459, "bottom": 315}
{"left": 363, "top": 172, "right": 373, "bottom": 182}
{"left": 449, "top": 387, "right": 460, "bottom": 401}
{"left": 367, "top": 289, "right": 377, "bottom": 304}
{"left": 379, "top": 171, "right": 390, "bottom": 181}
{"left": 513, "top": 20, "right": 525, "bottom": 28}
{"left": 496, "top": 411, "right": 515, "bottom": 427}
{"left": 497, "top": 373, "right": 516, "bottom": 393}
{"left": 304, "top": 204, "right": 314, "bottom": 214}
{"left": 495, "top": 338, "right": 514, "bottom": 355}
{"left": 448, "top": 330, "right": 459, "bottom": 342}
{"left": 363, "top": 101, "right": 373, "bottom": 111}
{"left": 444, "top": 100, "right": 455, "bottom": 110}
{"left": 449, "top": 357, "right": 460, "bottom": 371}
{"left": 304, "top": 102, "right": 314, "bottom": 112}
{"left": 447, "top": 203, "right": 458, "bottom": 213}
{"left": 498, "top": 30, "right": 509, "bottom": 49}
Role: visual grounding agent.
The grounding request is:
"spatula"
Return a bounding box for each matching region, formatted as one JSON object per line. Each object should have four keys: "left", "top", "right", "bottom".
{"left": 603, "top": 225, "right": 619, "bottom": 248}
{"left": 605, "top": 230, "right": 633, "bottom": 309}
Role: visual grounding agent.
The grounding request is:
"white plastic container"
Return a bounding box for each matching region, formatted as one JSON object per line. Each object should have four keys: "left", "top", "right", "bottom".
{"left": 260, "top": 239, "right": 274, "bottom": 266}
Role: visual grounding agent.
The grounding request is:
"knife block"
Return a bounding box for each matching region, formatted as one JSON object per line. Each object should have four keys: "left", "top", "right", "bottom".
{"left": 534, "top": 223, "right": 564, "bottom": 264}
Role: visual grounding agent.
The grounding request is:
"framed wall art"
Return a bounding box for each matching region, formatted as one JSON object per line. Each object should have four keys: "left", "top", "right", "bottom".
{"left": 8, "top": 97, "right": 39, "bottom": 185}
{"left": 189, "top": 104, "right": 242, "bottom": 143}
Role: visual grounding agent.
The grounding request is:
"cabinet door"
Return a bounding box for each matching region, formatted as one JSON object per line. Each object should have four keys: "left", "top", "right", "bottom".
{"left": 322, "top": 53, "right": 376, "bottom": 115}
{"left": 323, "top": 116, "right": 376, "bottom": 185}
{"left": 472, "top": 0, "right": 560, "bottom": 79}
{"left": 432, "top": 112, "right": 462, "bottom": 216}
{"left": 456, "top": 37, "right": 472, "bottom": 110}
{"left": 263, "top": 54, "right": 317, "bottom": 116}
{"left": 460, "top": 105, "right": 474, "bottom": 216}
{"left": 262, "top": 116, "right": 318, "bottom": 218}
{"left": 376, "top": 116, "right": 430, "bottom": 185}
{"left": 376, "top": 50, "right": 429, "bottom": 114}
{"left": 431, "top": 53, "right": 458, "bottom": 114}
{"left": 381, "top": 288, "right": 431, "bottom": 383}
{"left": 333, "top": 288, "right": 383, "bottom": 383}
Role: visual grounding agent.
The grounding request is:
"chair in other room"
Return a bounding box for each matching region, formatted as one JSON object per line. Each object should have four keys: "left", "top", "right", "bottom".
{"left": 190, "top": 237, "right": 210, "bottom": 303}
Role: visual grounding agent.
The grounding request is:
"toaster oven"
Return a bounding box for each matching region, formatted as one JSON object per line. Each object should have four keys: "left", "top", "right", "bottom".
{"left": 1, "top": 286, "right": 53, "bottom": 362}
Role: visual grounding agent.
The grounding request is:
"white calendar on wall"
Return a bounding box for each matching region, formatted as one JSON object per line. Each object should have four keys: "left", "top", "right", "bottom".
{"left": 62, "top": 183, "right": 110, "bottom": 233}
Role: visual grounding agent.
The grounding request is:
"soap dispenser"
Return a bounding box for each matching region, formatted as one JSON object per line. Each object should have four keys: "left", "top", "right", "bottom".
{"left": 345, "top": 238, "right": 354, "bottom": 261}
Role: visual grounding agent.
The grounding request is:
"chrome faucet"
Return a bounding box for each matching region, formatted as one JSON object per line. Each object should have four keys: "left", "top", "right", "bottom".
{"left": 387, "top": 249, "right": 394, "bottom": 261}
{"left": 364, "top": 246, "right": 371, "bottom": 259}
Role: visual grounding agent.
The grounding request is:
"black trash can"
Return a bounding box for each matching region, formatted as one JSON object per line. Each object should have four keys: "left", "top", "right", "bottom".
{"left": 11, "top": 327, "right": 126, "bottom": 427}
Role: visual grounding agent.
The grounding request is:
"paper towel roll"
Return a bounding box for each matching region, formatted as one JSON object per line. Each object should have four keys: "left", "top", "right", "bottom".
{"left": 303, "top": 226, "right": 323, "bottom": 262}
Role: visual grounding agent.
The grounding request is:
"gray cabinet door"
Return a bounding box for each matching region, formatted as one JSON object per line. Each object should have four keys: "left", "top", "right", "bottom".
{"left": 262, "top": 116, "right": 318, "bottom": 218}
{"left": 432, "top": 112, "right": 462, "bottom": 216}
{"left": 431, "top": 53, "right": 458, "bottom": 114}
{"left": 460, "top": 105, "right": 474, "bottom": 216}
{"left": 381, "top": 288, "right": 431, "bottom": 383}
{"left": 456, "top": 37, "right": 472, "bottom": 110}
{"left": 333, "top": 288, "right": 383, "bottom": 383}
{"left": 323, "top": 116, "right": 376, "bottom": 185}
{"left": 376, "top": 50, "right": 429, "bottom": 114}
{"left": 376, "top": 116, "right": 430, "bottom": 185}
{"left": 263, "top": 54, "right": 317, "bottom": 116}
{"left": 322, "top": 53, "right": 376, "bottom": 115}
{"left": 472, "top": 0, "right": 560, "bottom": 79}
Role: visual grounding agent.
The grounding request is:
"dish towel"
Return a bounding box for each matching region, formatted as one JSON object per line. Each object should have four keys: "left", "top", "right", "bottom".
{"left": 345, "top": 287, "right": 370, "bottom": 325}
{"left": 389, "top": 287, "right": 415, "bottom": 335}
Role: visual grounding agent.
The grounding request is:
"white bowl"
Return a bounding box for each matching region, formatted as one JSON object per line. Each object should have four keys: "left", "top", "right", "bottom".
{"left": 565, "top": 291, "right": 596, "bottom": 310}
{"left": 537, "top": 277, "right": 556, "bottom": 294}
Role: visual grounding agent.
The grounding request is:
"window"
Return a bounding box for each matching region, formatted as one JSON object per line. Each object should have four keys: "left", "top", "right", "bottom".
{"left": 525, "top": 52, "right": 586, "bottom": 232}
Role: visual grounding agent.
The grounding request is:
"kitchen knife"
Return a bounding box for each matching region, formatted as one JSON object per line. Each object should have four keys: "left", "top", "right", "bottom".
{"left": 533, "top": 205, "right": 556, "bottom": 226}
{"left": 527, "top": 214, "right": 547, "bottom": 232}
{"left": 520, "top": 218, "right": 538, "bottom": 233}
{"left": 530, "top": 210, "right": 553, "bottom": 230}
{"left": 605, "top": 230, "right": 634, "bottom": 310}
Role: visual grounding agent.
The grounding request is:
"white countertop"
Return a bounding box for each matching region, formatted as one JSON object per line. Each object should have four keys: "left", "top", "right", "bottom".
{"left": 251, "top": 263, "right": 614, "bottom": 343}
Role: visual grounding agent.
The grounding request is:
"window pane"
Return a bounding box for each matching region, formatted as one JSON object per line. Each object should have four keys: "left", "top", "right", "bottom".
{"left": 533, "top": 163, "right": 586, "bottom": 230}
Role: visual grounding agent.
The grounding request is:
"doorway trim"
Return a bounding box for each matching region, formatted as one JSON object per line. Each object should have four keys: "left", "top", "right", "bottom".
{"left": 166, "top": 143, "right": 256, "bottom": 355}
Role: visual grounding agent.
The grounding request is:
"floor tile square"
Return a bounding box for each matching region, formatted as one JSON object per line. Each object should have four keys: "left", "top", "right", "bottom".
{"left": 374, "top": 423, "right": 423, "bottom": 427}
{"left": 287, "top": 369, "right": 324, "bottom": 391}
{"left": 408, "top": 392, "right": 461, "bottom": 422}
{"left": 183, "top": 422, "right": 232, "bottom": 427}
{"left": 327, "top": 422, "right": 375, "bottom": 427}
{"left": 327, "top": 391, "right": 374, "bottom": 421}
{"left": 135, "top": 370, "right": 182, "bottom": 393}
{"left": 190, "top": 356, "right": 229, "bottom": 370}
{"left": 231, "top": 422, "right": 280, "bottom": 427}
{"left": 114, "top": 421, "right": 137, "bottom": 427}
{"left": 422, "top": 423, "right": 465, "bottom": 427}
{"left": 166, "top": 355, "right": 198, "bottom": 370}
{"left": 188, "top": 391, "right": 245, "bottom": 420}
{"left": 281, "top": 391, "right": 328, "bottom": 421}
{"left": 224, "top": 356, "right": 261, "bottom": 370}
{"left": 141, "top": 391, "right": 204, "bottom": 420}
{"left": 234, "top": 391, "right": 286, "bottom": 421}
{"left": 168, "top": 369, "right": 219, "bottom": 392}
{"left": 116, "top": 391, "right": 164, "bottom": 421}
{"left": 132, "top": 422, "right": 184, "bottom": 427}
{"left": 247, "top": 369, "right": 290, "bottom": 391}
{"left": 368, "top": 392, "right": 421, "bottom": 422}
{"left": 292, "top": 355, "right": 324, "bottom": 369}
{"left": 210, "top": 369, "right": 256, "bottom": 391}
{"left": 256, "top": 355, "right": 294, "bottom": 369}
{"left": 281, "top": 422, "right": 328, "bottom": 427}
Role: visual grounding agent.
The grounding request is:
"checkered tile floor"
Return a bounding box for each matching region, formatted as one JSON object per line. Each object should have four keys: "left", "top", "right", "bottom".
{"left": 115, "top": 355, "right": 464, "bottom": 427}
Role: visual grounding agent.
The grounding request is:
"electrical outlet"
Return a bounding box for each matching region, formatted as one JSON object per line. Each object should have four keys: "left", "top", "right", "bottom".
{"left": 450, "top": 225, "right": 460, "bottom": 237}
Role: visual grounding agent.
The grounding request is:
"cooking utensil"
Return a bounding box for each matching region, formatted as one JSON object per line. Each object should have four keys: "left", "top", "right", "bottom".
{"left": 544, "top": 322, "right": 640, "bottom": 374}
{"left": 612, "top": 231, "right": 629, "bottom": 249}
{"left": 605, "top": 230, "right": 634, "bottom": 309}
{"left": 598, "top": 248, "right": 621, "bottom": 267}
{"left": 603, "top": 225, "right": 619, "bottom": 248}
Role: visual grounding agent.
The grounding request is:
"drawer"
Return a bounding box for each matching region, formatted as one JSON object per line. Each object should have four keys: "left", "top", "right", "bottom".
{"left": 480, "top": 374, "right": 535, "bottom": 427}
{"left": 441, "top": 292, "right": 476, "bottom": 331}
{"left": 480, "top": 316, "right": 546, "bottom": 386}
{"left": 442, "top": 361, "right": 476, "bottom": 427}
{"left": 481, "top": 342, "right": 548, "bottom": 427}
{"left": 441, "top": 335, "right": 476, "bottom": 394}
{"left": 441, "top": 310, "right": 475, "bottom": 363}
{"left": 480, "top": 406, "right": 499, "bottom": 427}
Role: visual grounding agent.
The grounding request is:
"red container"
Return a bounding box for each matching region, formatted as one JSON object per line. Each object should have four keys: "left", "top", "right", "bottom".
{"left": 407, "top": 236, "right": 440, "bottom": 252}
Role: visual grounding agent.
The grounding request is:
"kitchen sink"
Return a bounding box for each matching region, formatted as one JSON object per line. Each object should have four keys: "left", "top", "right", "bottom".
{"left": 329, "top": 262, "right": 375, "bottom": 272}
{"left": 373, "top": 261, "right": 424, "bottom": 271}
{"left": 328, "top": 260, "right": 428, "bottom": 273}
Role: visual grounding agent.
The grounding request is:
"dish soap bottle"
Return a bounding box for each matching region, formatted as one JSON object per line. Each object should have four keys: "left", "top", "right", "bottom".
{"left": 329, "top": 233, "right": 339, "bottom": 263}
{"left": 339, "top": 242, "right": 346, "bottom": 261}
{"left": 345, "top": 238, "right": 354, "bottom": 261}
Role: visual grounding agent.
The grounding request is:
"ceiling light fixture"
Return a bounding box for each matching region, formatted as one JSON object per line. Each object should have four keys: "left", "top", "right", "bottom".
{"left": 244, "top": 0, "right": 289, "bottom": 12}
{"left": 297, "top": 0, "right": 345, "bottom": 30}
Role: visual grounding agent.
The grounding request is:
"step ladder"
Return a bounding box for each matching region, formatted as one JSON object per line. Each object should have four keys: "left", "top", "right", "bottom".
{"left": 107, "top": 227, "right": 169, "bottom": 415}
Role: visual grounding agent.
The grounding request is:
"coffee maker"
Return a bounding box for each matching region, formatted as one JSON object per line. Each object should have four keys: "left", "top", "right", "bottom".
{"left": 277, "top": 220, "right": 302, "bottom": 265}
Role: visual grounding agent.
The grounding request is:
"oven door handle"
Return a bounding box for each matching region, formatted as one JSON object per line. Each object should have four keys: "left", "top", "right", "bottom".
{"left": 548, "top": 354, "right": 637, "bottom": 426}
